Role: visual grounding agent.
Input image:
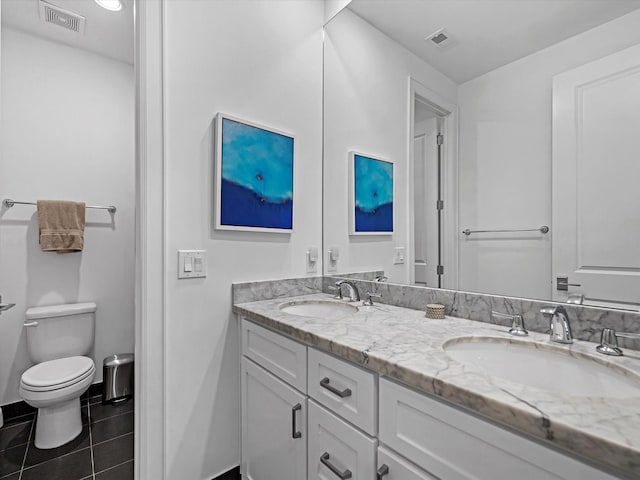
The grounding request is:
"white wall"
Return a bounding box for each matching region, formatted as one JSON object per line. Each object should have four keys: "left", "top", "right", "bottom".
{"left": 0, "top": 28, "right": 135, "bottom": 405}
{"left": 162, "top": 1, "right": 324, "bottom": 478}
{"left": 323, "top": 8, "right": 457, "bottom": 283}
{"left": 457, "top": 9, "right": 640, "bottom": 300}
{"left": 325, "top": 0, "right": 351, "bottom": 24}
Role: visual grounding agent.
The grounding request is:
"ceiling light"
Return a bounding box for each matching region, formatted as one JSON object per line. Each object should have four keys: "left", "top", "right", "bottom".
{"left": 95, "top": 0, "right": 123, "bottom": 12}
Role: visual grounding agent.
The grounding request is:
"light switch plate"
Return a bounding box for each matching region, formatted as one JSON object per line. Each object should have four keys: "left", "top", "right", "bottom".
{"left": 327, "top": 249, "right": 338, "bottom": 272}
{"left": 393, "top": 246, "right": 405, "bottom": 265}
{"left": 178, "top": 250, "right": 207, "bottom": 279}
{"left": 306, "top": 247, "right": 318, "bottom": 273}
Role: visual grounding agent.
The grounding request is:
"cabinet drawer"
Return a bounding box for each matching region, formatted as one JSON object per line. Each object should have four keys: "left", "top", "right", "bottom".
{"left": 308, "top": 348, "right": 377, "bottom": 435}
{"left": 379, "top": 378, "right": 617, "bottom": 480}
{"left": 308, "top": 400, "right": 376, "bottom": 480}
{"left": 241, "top": 319, "right": 307, "bottom": 392}
{"left": 377, "top": 446, "right": 437, "bottom": 480}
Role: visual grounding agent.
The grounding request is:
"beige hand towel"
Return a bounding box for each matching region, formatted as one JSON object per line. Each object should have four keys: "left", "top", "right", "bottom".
{"left": 37, "top": 200, "right": 86, "bottom": 253}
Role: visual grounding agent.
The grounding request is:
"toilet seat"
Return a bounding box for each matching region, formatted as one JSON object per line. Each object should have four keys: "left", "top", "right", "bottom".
{"left": 21, "top": 356, "right": 95, "bottom": 392}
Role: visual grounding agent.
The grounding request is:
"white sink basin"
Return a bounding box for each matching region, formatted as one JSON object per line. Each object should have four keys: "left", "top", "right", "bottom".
{"left": 444, "top": 337, "right": 640, "bottom": 399}
{"left": 279, "top": 300, "right": 359, "bottom": 318}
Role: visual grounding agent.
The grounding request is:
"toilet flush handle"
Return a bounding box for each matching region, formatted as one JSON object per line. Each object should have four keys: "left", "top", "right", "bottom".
{"left": 23, "top": 321, "right": 38, "bottom": 327}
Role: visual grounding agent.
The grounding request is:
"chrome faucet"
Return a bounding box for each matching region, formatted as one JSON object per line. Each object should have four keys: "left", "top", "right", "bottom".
{"left": 566, "top": 293, "right": 584, "bottom": 305}
{"left": 540, "top": 305, "right": 573, "bottom": 344}
{"left": 335, "top": 280, "right": 360, "bottom": 302}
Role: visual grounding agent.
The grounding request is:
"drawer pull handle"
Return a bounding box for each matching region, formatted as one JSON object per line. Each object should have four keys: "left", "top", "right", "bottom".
{"left": 377, "top": 464, "right": 389, "bottom": 479}
{"left": 291, "top": 403, "right": 302, "bottom": 439}
{"left": 320, "top": 377, "right": 352, "bottom": 398}
{"left": 321, "top": 452, "right": 352, "bottom": 479}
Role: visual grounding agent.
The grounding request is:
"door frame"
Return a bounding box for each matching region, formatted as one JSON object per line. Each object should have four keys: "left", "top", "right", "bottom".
{"left": 135, "top": 0, "right": 166, "bottom": 478}
{"left": 407, "top": 77, "right": 459, "bottom": 290}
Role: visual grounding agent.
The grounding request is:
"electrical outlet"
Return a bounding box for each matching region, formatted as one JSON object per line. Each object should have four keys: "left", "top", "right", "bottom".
{"left": 393, "top": 246, "right": 405, "bottom": 265}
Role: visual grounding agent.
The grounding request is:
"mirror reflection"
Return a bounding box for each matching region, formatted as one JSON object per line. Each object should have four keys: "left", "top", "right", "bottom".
{"left": 323, "top": 0, "right": 640, "bottom": 310}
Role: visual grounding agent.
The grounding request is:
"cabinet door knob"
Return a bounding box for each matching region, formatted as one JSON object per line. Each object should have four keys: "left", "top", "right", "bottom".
{"left": 377, "top": 464, "right": 390, "bottom": 479}
{"left": 291, "top": 403, "right": 302, "bottom": 439}
{"left": 320, "top": 452, "right": 352, "bottom": 479}
{"left": 320, "top": 377, "right": 352, "bottom": 398}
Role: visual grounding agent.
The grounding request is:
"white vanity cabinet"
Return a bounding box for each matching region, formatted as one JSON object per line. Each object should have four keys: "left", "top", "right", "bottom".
{"left": 240, "top": 320, "right": 308, "bottom": 480}
{"left": 378, "top": 378, "right": 619, "bottom": 480}
{"left": 377, "top": 446, "right": 438, "bottom": 480}
{"left": 241, "top": 358, "right": 307, "bottom": 480}
{"left": 240, "top": 318, "right": 621, "bottom": 480}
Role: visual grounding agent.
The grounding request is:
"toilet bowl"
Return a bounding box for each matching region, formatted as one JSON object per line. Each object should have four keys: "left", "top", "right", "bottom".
{"left": 19, "top": 302, "right": 97, "bottom": 449}
{"left": 20, "top": 356, "right": 95, "bottom": 449}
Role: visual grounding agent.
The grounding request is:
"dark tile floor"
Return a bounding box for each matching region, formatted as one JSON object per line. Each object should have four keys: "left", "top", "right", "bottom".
{"left": 0, "top": 396, "right": 133, "bottom": 480}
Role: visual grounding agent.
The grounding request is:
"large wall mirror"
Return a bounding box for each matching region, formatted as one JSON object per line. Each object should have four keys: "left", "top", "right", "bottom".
{"left": 323, "top": 0, "right": 640, "bottom": 310}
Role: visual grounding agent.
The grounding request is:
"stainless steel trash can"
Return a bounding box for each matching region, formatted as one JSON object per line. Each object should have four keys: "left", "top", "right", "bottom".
{"left": 103, "top": 353, "right": 134, "bottom": 404}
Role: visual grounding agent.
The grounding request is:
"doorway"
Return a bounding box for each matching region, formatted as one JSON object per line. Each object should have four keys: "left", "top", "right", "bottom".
{"left": 408, "top": 78, "right": 458, "bottom": 290}
{"left": 0, "top": 0, "right": 136, "bottom": 477}
{"left": 413, "top": 100, "right": 444, "bottom": 287}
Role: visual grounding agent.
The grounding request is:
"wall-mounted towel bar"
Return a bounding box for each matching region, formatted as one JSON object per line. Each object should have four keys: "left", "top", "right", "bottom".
{"left": 462, "top": 225, "right": 549, "bottom": 236}
{"left": 3, "top": 199, "right": 117, "bottom": 214}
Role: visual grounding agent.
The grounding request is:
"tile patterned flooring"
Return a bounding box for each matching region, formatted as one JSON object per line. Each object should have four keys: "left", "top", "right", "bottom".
{"left": 0, "top": 396, "right": 133, "bottom": 480}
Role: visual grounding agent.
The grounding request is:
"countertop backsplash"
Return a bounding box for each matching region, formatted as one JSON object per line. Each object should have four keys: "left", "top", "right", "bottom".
{"left": 231, "top": 274, "right": 640, "bottom": 349}
{"left": 322, "top": 276, "right": 640, "bottom": 348}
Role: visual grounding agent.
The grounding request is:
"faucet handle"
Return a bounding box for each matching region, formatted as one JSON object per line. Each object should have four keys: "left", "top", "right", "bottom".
{"left": 491, "top": 311, "right": 528, "bottom": 337}
{"left": 362, "top": 292, "right": 382, "bottom": 306}
{"left": 0, "top": 295, "right": 16, "bottom": 315}
{"left": 596, "top": 328, "right": 623, "bottom": 356}
{"left": 596, "top": 328, "right": 640, "bottom": 356}
{"left": 508, "top": 315, "right": 528, "bottom": 337}
{"left": 327, "top": 285, "right": 343, "bottom": 299}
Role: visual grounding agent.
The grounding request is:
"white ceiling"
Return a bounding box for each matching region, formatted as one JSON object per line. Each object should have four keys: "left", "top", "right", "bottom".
{"left": 1, "top": 0, "right": 134, "bottom": 64}
{"left": 348, "top": 0, "right": 640, "bottom": 84}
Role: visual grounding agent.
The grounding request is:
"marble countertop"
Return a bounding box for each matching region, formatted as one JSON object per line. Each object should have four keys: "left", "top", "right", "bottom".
{"left": 234, "top": 293, "right": 640, "bottom": 479}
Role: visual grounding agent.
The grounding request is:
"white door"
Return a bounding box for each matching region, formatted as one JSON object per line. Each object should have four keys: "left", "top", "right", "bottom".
{"left": 241, "top": 358, "right": 307, "bottom": 480}
{"left": 413, "top": 105, "right": 442, "bottom": 287}
{"left": 552, "top": 44, "right": 640, "bottom": 309}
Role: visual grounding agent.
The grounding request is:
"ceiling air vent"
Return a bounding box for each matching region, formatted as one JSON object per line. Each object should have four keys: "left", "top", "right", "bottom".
{"left": 425, "top": 28, "right": 452, "bottom": 48}
{"left": 39, "top": 0, "right": 86, "bottom": 34}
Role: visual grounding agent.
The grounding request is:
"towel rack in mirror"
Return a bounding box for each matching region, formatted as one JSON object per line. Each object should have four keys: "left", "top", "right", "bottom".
{"left": 3, "top": 198, "right": 116, "bottom": 214}
{"left": 462, "top": 225, "right": 549, "bottom": 236}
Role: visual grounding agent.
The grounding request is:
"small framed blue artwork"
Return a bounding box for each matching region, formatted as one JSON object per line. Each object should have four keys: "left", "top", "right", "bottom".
{"left": 215, "top": 113, "right": 295, "bottom": 232}
{"left": 349, "top": 151, "right": 394, "bottom": 235}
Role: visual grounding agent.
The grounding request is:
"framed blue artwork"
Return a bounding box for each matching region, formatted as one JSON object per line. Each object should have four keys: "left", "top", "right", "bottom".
{"left": 215, "top": 113, "right": 295, "bottom": 232}
{"left": 349, "top": 151, "right": 394, "bottom": 235}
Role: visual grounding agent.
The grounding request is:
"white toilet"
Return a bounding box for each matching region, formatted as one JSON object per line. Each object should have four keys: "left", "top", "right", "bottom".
{"left": 19, "top": 302, "right": 96, "bottom": 449}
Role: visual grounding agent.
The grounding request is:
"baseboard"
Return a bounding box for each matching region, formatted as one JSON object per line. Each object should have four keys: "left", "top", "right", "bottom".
{"left": 213, "top": 466, "right": 240, "bottom": 480}
{"left": 1, "top": 381, "right": 104, "bottom": 423}
{"left": 84, "top": 381, "right": 104, "bottom": 399}
{"left": 1, "top": 399, "right": 35, "bottom": 421}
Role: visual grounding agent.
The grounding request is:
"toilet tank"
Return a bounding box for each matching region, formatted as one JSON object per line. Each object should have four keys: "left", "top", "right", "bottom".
{"left": 25, "top": 302, "right": 96, "bottom": 363}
